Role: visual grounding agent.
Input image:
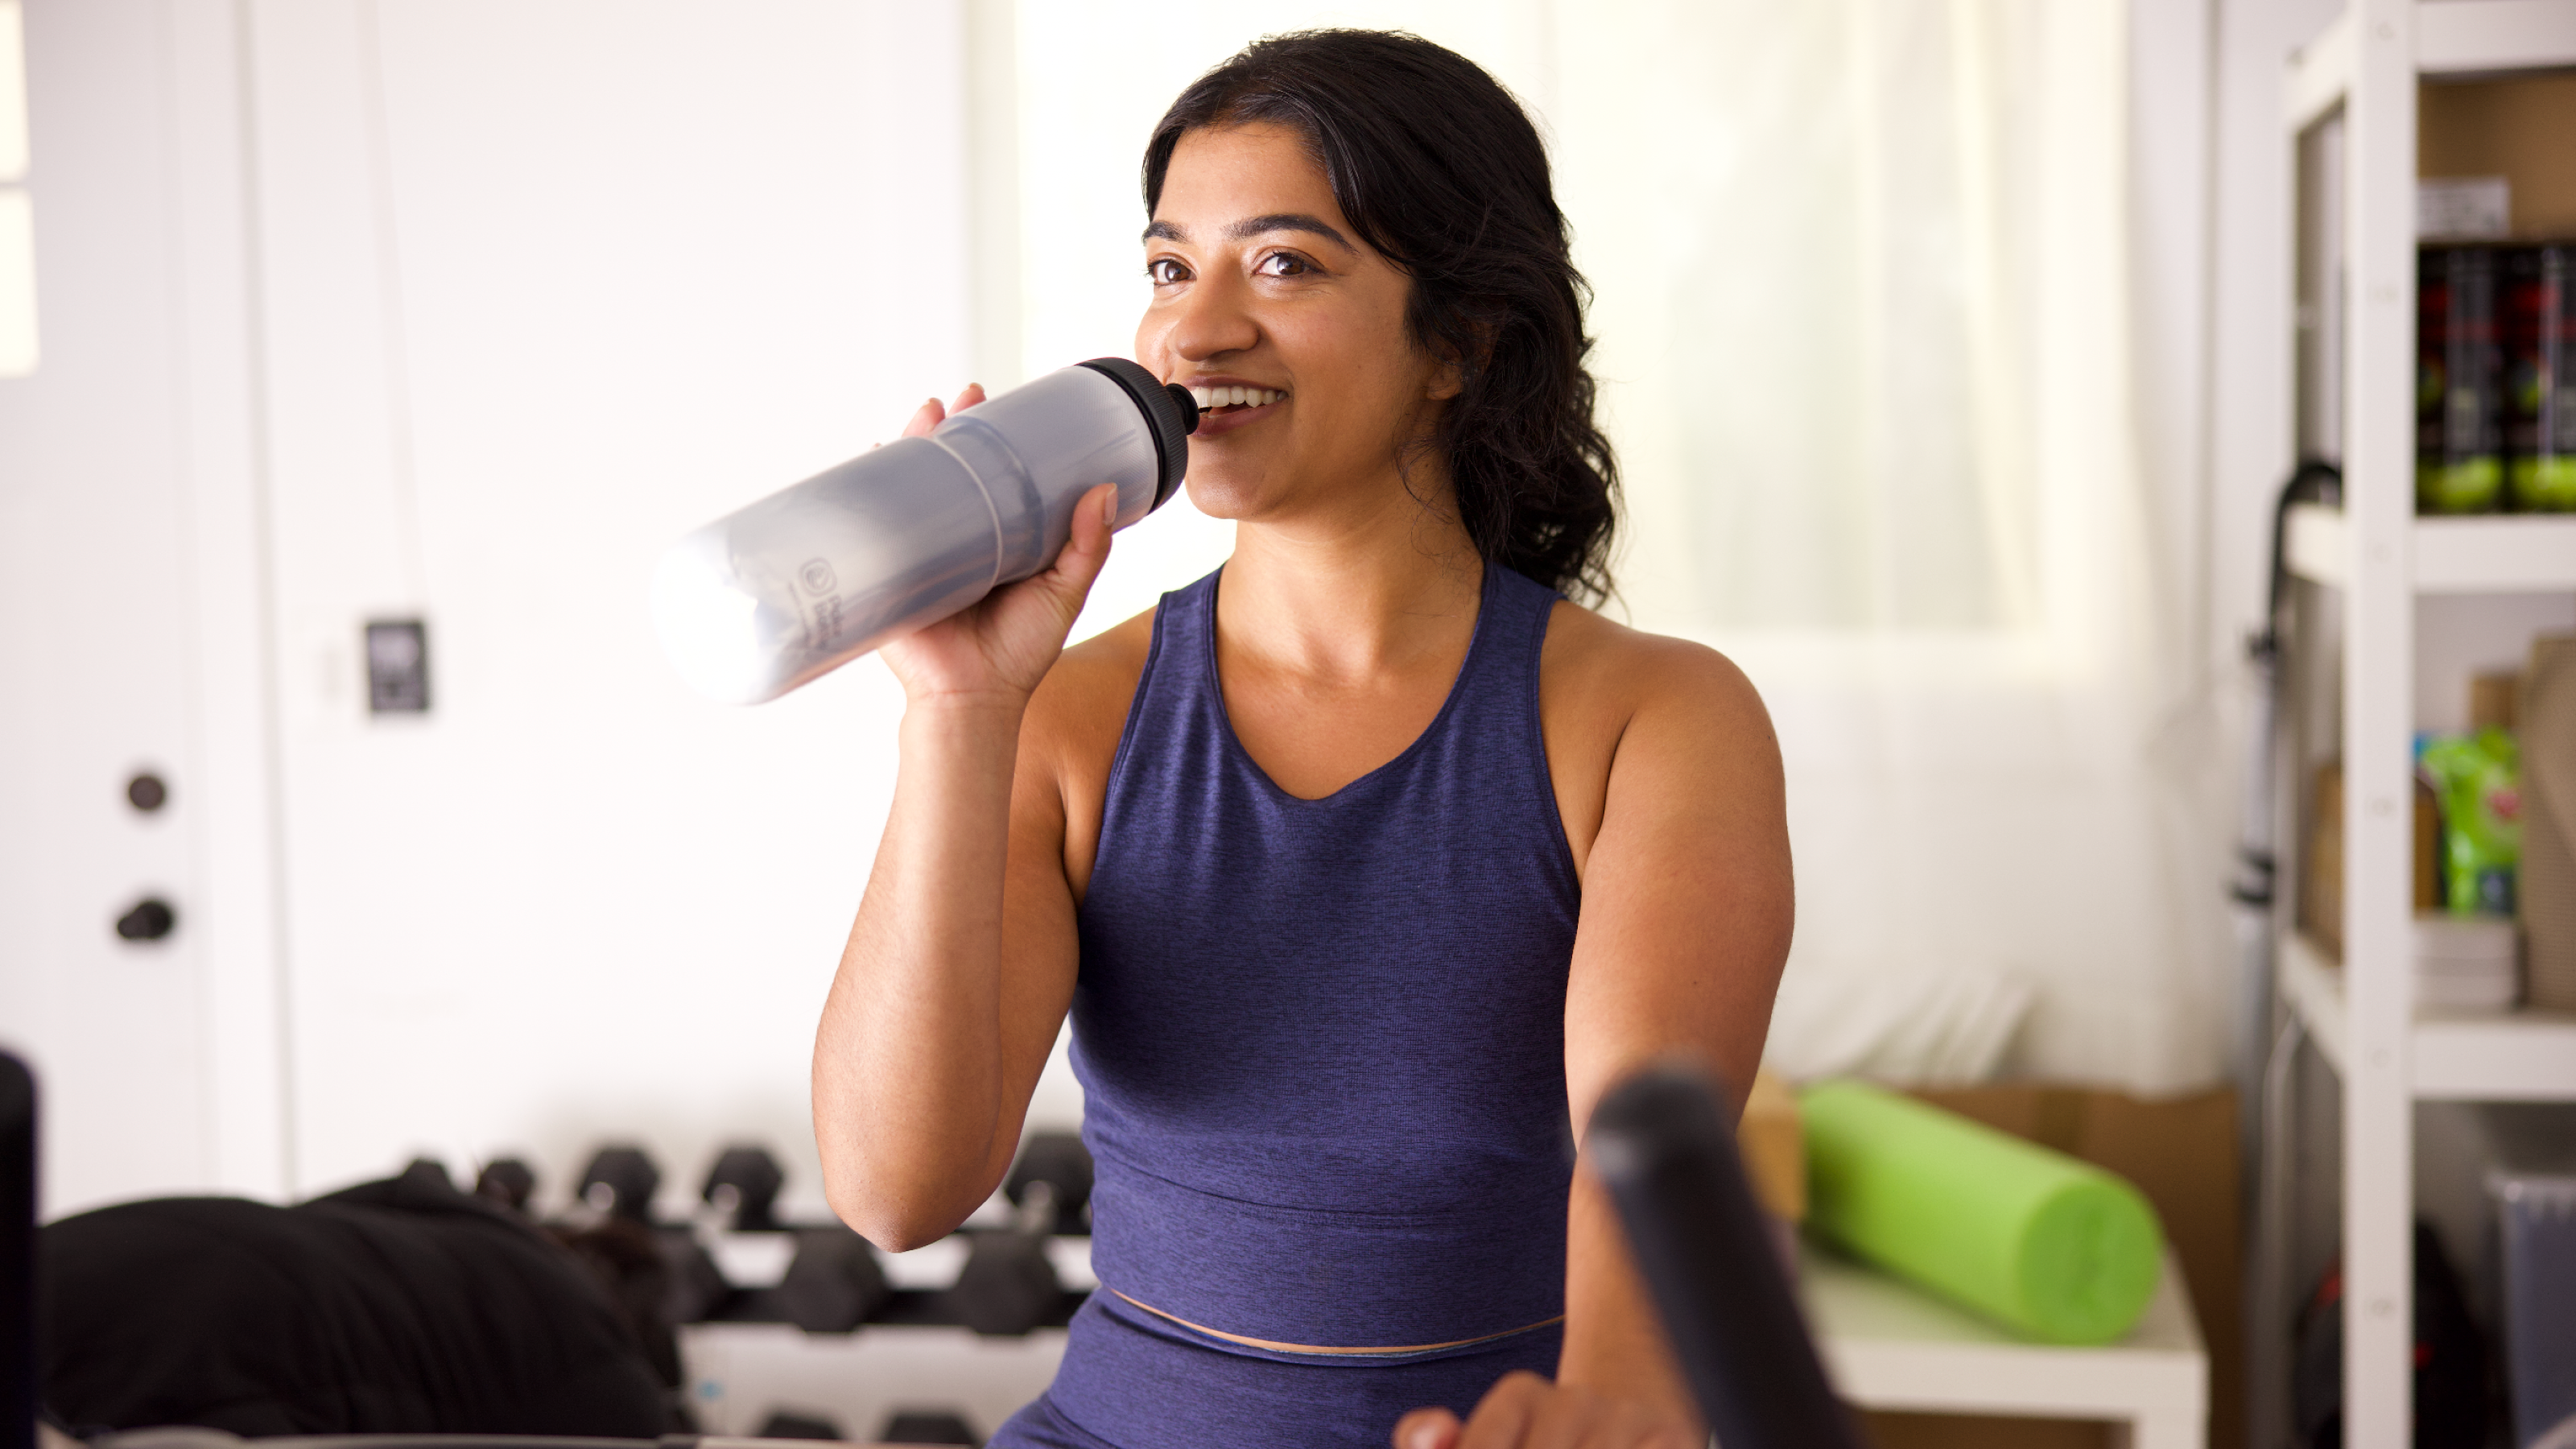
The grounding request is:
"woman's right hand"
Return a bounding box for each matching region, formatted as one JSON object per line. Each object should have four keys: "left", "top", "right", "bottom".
{"left": 874, "top": 386, "right": 1121, "bottom": 708}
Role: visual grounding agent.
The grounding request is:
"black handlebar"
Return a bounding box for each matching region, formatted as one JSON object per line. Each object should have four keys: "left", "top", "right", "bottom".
{"left": 1587, "top": 1062, "right": 1864, "bottom": 1449}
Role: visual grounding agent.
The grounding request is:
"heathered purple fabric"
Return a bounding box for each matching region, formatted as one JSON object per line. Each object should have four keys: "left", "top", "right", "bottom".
{"left": 995, "top": 562, "right": 1579, "bottom": 1448}
{"left": 1004, "top": 1294, "right": 1564, "bottom": 1449}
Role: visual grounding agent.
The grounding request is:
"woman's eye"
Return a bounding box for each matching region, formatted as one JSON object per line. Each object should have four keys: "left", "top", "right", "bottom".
{"left": 1147, "top": 258, "right": 1190, "bottom": 285}
{"left": 1256, "top": 252, "right": 1313, "bottom": 278}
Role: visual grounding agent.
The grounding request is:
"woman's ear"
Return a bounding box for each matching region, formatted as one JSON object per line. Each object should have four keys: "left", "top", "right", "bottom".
{"left": 1424, "top": 316, "right": 1496, "bottom": 402}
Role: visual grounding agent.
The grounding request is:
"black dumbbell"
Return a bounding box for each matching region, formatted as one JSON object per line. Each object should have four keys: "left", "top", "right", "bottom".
{"left": 878, "top": 1409, "right": 980, "bottom": 1446}
{"left": 474, "top": 1158, "right": 535, "bottom": 1214}
{"left": 774, "top": 1224, "right": 891, "bottom": 1331}
{"left": 946, "top": 1135, "right": 1091, "bottom": 1335}
{"left": 572, "top": 1146, "right": 728, "bottom": 1323}
{"left": 659, "top": 1224, "right": 731, "bottom": 1327}
{"left": 947, "top": 1190, "right": 1059, "bottom": 1335}
{"left": 578, "top": 1145, "right": 660, "bottom": 1221}
{"left": 755, "top": 1409, "right": 846, "bottom": 1441}
{"left": 702, "top": 1144, "right": 786, "bottom": 1231}
{"left": 1004, "top": 1132, "right": 1092, "bottom": 1236}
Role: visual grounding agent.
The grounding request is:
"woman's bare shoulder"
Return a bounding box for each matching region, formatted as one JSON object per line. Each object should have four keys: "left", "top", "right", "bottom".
{"left": 1536, "top": 599, "right": 1780, "bottom": 869}
{"left": 1535, "top": 592, "right": 1782, "bottom": 876}
{"left": 1541, "top": 600, "right": 1773, "bottom": 744}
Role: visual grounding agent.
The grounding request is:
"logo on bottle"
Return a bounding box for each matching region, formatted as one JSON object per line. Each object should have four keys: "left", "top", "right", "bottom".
{"left": 799, "top": 559, "right": 837, "bottom": 596}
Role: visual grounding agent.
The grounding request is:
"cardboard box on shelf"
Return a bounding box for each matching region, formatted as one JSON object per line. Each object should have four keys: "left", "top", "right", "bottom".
{"left": 1740, "top": 1065, "right": 1805, "bottom": 1223}
{"left": 2303, "top": 760, "right": 2445, "bottom": 958}
{"left": 2421, "top": 73, "right": 2576, "bottom": 242}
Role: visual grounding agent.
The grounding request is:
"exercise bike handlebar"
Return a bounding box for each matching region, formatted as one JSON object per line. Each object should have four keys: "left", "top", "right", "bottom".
{"left": 1586, "top": 1061, "right": 1865, "bottom": 1449}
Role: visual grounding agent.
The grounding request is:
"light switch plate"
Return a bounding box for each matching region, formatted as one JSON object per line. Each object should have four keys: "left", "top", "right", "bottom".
{"left": 365, "top": 619, "right": 431, "bottom": 715}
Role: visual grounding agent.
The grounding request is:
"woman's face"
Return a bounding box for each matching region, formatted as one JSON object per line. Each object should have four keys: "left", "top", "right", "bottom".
{"left": 1136, "top": 122, "right": 1457, "bottom": 525}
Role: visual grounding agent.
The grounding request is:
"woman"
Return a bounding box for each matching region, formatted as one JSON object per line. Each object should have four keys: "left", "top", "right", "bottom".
{"left": 813, "top": 30, "right": 1790, "bottom": 1449}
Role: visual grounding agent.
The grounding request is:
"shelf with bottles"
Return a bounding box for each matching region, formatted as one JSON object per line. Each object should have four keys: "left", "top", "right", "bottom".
{"left": 2283, "top": 642, "right": 2575, "bottom": 1102}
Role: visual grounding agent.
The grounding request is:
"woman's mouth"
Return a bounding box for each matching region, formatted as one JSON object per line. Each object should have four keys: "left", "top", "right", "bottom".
{"left": 1187, "top": 384, "right": 1287, "bottom": 436}
{"left": 1188, "top": 384, "right": 1286, "bottom": 412}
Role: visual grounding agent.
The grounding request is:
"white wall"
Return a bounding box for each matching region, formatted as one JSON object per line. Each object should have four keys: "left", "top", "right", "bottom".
{"left": 246, "top": 0, "right": 974, "bottom": 1212}
{"left": 2, "top": 0, "right": 985, "bottom": 1220}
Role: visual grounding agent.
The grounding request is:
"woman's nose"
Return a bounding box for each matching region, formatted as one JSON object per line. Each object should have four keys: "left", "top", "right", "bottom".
{"left": 1154, "top": 272, "right": 1260, "bottom": 365}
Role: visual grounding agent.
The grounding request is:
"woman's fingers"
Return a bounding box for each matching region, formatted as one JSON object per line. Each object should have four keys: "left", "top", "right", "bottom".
{"left": 1000, "top": 485, "right": 1118, "bottom": 640}
{"left": 901, "top": 394, "right": 947, "bottom": 440}
{"left": 897, "top": 383, "right": 984, "bottom": 444}
{"left": 1454, "top": 1373, "right": 1548, "bottom": 1448}
{"left": 1404, "top": 1374, "right": 1689, "bottom": 1449}
{"left": 920, "top": 484, "right": 1118, "bottom": 696}
{"left": 1052, "top": 485, "right": 1119, "bottom": 587}
{"left": 1392, "top": 1407, "right": 1462, "bottom": 1449}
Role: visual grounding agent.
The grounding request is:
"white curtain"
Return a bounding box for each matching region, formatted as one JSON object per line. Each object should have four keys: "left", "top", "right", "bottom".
{"left": 1009, "top": 0, "right": 2225, "bottom": 1094}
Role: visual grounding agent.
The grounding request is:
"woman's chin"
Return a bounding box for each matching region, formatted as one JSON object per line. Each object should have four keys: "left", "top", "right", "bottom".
{"left": 1180, "top": 473, "right": 1265, "bottom": 522}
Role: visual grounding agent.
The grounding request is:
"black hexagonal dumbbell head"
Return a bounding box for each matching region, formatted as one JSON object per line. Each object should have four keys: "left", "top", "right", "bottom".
{"left": 948, "top": 1228, "right": 1059, "bottom": 1336}
{"left": 701, "top": 1143, "right": 786, "bottom": 1231}
{"left": 776, "top": 1224, "right": 890, "bottom": 1332}
{"left": 878, "top": 1410, "right": 980, "bottom": 1445}
{"left": 755, "top": 1410, "right": 846, "bottom": 1441}
{"left": 473, "top": 1157, "right": 536, "bottom": 1214}
{"left": 1004, "top": 1132, "right": 1092, "bottom": 1236}
{"left": 578, "top": 1145, "right": 661, "bottom": 1222}
{"left": 659, "top": 1226, "right": 732, "bottom": 1327}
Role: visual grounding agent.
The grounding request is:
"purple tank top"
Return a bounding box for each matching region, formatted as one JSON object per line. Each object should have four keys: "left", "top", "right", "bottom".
{"left": 1071, "top": 560, "right": 1579, "bottom": 1351}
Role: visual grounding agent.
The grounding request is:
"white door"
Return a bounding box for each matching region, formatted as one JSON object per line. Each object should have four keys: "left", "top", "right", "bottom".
{"left": 0, "top": 0, "right": 283, "bottom": 1218}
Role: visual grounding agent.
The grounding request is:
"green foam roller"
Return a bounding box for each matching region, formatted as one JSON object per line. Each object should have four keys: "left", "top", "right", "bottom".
{"left": 1802, "top": 1080, "right": 2165, "bottom": 1345}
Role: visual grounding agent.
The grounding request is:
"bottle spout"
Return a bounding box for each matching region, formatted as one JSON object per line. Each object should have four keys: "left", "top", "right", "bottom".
{"left": 1164, "top": 382, "right": 1202, "bottom": 435}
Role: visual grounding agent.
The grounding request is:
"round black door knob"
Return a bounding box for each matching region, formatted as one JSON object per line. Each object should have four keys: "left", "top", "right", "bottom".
{"left": 115, "top": 898, "right": 176, "bottom": 943}
{"left": 126, "top": 773, "right": 168, "bottom": 813}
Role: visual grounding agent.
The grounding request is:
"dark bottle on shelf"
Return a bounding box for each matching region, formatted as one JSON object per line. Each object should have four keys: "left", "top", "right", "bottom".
{"left": 2418, "top": 245, "right": 2506, "bottom": 514}
{"left": 2506, "top": 244, "right": 2576, "bottom": 512}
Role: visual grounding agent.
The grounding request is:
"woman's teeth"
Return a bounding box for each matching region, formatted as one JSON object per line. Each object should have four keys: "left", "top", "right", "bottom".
{"left": 1189, "top": 386, "right": 1286, "bottom": 411}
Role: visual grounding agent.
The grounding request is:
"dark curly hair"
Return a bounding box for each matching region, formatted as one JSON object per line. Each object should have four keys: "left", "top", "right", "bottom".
{"left": 1142, "top": 29, "right": 1620, "bottom": 605}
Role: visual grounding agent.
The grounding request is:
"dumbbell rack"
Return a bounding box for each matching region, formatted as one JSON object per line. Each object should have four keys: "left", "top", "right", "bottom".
{"left": 680, "top": 1226, "right": 1096, "bottom": 1439}
{"left": 681, "top": 1320, "right": 1067, "bottom": 1440}
{"left": 2273, "top": 5, "right": 2576, "bottom": 1447}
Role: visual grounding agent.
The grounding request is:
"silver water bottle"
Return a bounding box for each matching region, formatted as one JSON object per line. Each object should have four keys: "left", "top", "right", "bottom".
{"left": 654, "top": 358, "right": 1199, "bottom": 704}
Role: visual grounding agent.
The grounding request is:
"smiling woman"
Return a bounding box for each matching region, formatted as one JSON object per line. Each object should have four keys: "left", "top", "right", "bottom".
{"left": 1139, "top": 38, "right": 1620, "bottom": 605}
{"left": 811, "top": 29, "right": 1792, "bottom": 1449}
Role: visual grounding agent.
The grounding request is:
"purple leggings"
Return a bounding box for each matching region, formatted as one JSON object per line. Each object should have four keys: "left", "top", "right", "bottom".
{"left": 991, "top": 1292, "right": 1563, "bottom": 1449}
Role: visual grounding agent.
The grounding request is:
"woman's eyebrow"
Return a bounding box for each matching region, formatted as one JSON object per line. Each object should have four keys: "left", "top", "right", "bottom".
{"left": 1140, "top": 214, "right": 1356, "bottom": 252}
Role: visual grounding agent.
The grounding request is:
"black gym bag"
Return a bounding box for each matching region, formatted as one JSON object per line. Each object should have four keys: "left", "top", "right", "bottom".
{"left": 39, "top": 1161, "right": 677, "bottom": 1438}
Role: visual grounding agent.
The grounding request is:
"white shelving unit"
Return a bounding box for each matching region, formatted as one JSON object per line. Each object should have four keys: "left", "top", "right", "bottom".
{"left": 1801, "top": 1245, "right": 2206, "bottom": 1449}
{"left": 2279, "top": 5, "right": 2576, "bottom": 1446}
{"left": 2279, "top": 933, "right": 2576, "bottom": 1101}
{"left": 2288, "top": 503, "right": 2576, "bottom": 593}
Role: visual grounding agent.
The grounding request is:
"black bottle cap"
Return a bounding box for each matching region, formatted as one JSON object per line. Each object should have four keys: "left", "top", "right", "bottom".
{"left": 1076, "top": 357, "right": 1195, "bottom": 510}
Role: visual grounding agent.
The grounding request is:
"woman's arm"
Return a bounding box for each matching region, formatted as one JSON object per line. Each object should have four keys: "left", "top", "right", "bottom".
{"left": 1397, "top": 637, "right": 1793, "bottom": 1448}
{"left": 811, "top": 390, "right": 1120, "bottom": 1250}
{"left": 1558, "top": 642, "right": 1791, "bottom": 1424}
